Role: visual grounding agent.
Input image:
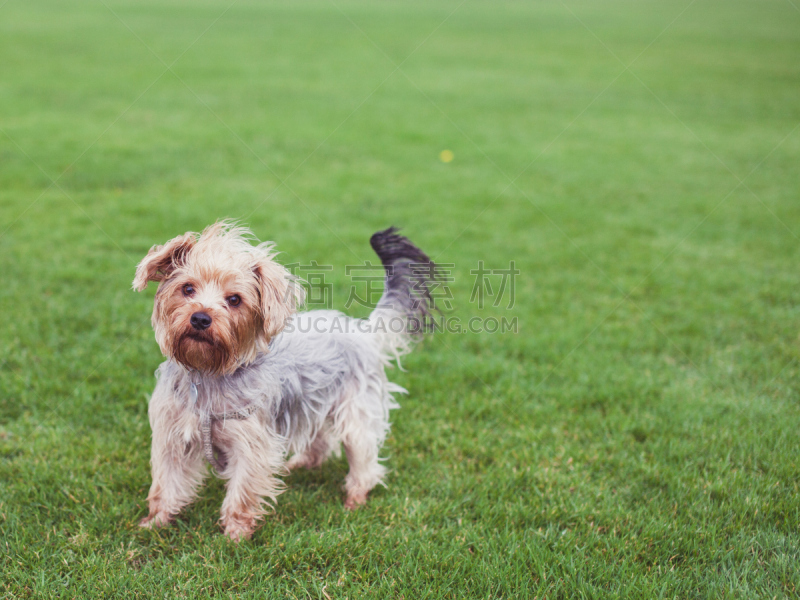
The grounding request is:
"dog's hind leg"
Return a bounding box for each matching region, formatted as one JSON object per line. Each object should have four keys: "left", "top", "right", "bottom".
{"left": 338, "top": 389, "right": 392, "bottom": 509}
{"left": 334, "top": 371, "right": 398, "bottom": 509}
{"left": 342, "top": 426, "right": 387, "bottom": 510}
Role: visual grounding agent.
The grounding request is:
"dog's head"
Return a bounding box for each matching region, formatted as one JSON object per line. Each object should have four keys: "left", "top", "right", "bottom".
{"left": 133, "top": 222, "right": 304, "bottom": 376}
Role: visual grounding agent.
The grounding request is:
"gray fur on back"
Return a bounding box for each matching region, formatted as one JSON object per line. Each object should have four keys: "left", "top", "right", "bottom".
{"left": 153, "top": 227, "right": 441, "bottom": 459}
{"left": 156, "top": 310, "right": 402, "bottom": 456}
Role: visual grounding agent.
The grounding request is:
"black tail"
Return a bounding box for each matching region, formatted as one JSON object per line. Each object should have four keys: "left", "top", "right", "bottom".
{"left": 369, "top": 226, "right": 443, "bottom": 335}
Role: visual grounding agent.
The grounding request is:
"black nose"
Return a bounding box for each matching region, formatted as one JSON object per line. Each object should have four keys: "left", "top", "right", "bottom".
{"left": 190, "top": 312, "right": 212, "bottom": 330}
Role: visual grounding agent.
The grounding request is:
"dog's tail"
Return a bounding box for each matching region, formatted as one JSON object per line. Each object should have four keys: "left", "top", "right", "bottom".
{"left": 368, "top": 227, "right": 442, "bottom": 365}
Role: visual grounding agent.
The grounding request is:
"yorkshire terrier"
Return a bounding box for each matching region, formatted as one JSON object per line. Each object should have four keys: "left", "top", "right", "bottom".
{"left": 133, "top": 222, "right": 440, "bottom": 540}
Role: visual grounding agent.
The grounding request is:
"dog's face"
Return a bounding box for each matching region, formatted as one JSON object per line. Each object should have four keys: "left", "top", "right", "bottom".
{"left": 133, "top": 222, "right": 303, "bottom": 376}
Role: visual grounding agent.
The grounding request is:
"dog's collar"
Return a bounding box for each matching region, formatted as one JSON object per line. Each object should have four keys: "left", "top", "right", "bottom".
{"left": 199, "top": 405, "right": 259, "bottom": 473}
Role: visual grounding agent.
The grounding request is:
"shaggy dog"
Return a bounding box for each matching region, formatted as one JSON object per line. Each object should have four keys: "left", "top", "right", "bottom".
{"left": 133, "top": 222, "right": 439, "bottom": 540}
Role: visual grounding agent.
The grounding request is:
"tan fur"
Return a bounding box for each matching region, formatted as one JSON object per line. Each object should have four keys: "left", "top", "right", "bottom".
{"left": 135, "top": 222, "right": 303, "bottom": 377}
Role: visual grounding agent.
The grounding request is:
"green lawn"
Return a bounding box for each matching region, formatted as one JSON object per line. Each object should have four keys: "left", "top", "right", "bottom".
{"left": 2, "top": 0, "right": 800, "bottom": 597}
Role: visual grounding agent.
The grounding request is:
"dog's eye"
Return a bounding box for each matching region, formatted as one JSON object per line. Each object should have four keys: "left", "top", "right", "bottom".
{"left": 183, "top": 284, "right": 195, "bottom": 297}
{"left": 227, "top": 295, "right": 241, "bottom": 307}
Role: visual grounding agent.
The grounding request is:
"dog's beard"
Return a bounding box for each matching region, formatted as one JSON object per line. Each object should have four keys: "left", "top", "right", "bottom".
{"left": 171, "top": 328, "right": 237, "bottom": 376}
{"left": 153, "top": 292, "right": 264, "bottom": 376}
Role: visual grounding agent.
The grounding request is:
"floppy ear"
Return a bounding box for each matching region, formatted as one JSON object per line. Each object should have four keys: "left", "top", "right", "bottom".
{"left": 253, "top": 255, "right": 305, "bottom": 341}
{"left": 132, "top": 233, "right": 196, "bottom": 292}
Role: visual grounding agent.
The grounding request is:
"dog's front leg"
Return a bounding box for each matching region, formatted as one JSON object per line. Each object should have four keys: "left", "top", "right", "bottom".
{"left": 215, "top": 418, "right": 286, "bottom": 541}
{"left": 140, "top": 387, "right": 207, "bottom": 529}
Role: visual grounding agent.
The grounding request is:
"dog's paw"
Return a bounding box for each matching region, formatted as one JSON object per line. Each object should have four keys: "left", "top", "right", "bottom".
{"left": 139, "top": 512, "right": 171, "bottom": 529}
{"left": 224, "top": 523, "right": 254, "bottom": 542}
{"left": 344, "top": 490, "right": 368, "bottom": 511}
{"left": 222, "top": 512, "right": 256, "bottom": 542}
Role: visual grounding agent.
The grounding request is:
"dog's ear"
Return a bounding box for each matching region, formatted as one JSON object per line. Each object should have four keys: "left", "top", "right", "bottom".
{"left": 132, "top": 233, "right": 196, "bottom": 291}
{"left": 253, "top": 253, "right": 304, "bottom": 341}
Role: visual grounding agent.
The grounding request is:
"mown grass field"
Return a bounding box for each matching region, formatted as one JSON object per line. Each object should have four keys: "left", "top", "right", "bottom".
{"left": 2, "top": 0, "right": 799, "bottom": 597}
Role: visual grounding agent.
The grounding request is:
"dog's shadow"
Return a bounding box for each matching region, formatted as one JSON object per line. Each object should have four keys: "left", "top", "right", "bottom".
{"left": 283, "top": 454, "right": 351, "bottom": 510}
{"left": 162, "top": 454, "right": 379, "bottom": 535}
{"left": 287, "top": 456, "right": 346, "bottom": 483}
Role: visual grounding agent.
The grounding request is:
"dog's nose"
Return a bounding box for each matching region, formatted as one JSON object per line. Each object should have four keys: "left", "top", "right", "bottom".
{"left": 190, "top": 312, "right": 212, "bottom": 331}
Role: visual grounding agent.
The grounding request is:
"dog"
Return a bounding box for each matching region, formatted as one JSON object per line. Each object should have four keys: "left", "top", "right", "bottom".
{"left": 132, "top": 222, "right": 440, "bottom": 540}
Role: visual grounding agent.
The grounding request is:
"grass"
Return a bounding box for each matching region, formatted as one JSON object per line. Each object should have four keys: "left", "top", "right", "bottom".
{"left": 1, "top": 0, "right": 799, "bottom": 597}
